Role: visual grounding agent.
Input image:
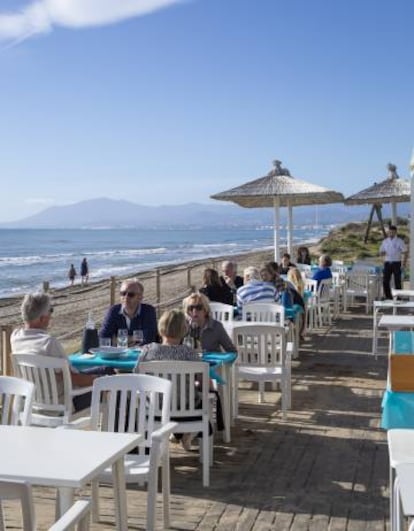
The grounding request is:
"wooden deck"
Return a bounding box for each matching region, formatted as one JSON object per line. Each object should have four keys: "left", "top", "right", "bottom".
{"left": 3, "top": 306, "right": 390, "bottom": 530}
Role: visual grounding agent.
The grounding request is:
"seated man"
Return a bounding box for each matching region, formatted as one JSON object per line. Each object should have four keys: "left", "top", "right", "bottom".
{"left": 236, "top": 266, "right": 278, "bottom": 312}
{"left": 221, "top": 260, "right": 243, "bottom": 292}
{"left": 100, "top": 278, "right": 158, "bottom": 345}
{"left": 11, "top": 292, "right": 95, "bottom": 412}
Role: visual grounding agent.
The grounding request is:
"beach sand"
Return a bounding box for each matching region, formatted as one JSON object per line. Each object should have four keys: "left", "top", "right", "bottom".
{"left": 0, "top": 244, "right": 320, "bottom": 352}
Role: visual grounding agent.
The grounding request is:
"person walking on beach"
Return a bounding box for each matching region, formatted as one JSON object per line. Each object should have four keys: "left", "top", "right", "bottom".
{"left": 80, "top": 258, "right": 89, "bottom": 286}
{"left": 68, "top": 264, "right": 76, "bottom": 286}
{"left": 379, "top": 225, "right": 407, "bottom": 299}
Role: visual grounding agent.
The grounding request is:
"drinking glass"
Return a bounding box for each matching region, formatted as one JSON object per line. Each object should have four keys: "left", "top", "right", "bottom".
{"left": 117, "top": 329, "right": 128, "bottom": 349}
{"left": 132, "top": 329, "right": 144, "bottom": 346}
{"left": 99, "top": 337, "right": 111, "bottom": 348}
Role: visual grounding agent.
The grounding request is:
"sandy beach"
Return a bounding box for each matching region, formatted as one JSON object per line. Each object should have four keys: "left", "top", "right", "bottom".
{"left": 1, "top": 246, "right": 309, "bottom": 352}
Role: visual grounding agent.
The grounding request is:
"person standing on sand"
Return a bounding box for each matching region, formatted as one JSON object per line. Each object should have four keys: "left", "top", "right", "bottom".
{"left": 68, "top": 264, "right": 76, "bottom": 286}
{"left": 80, "top": 258, "right": 89, "bottom": 286}
{"left": 379, "top": 224, "right": 407, "bottom": 299}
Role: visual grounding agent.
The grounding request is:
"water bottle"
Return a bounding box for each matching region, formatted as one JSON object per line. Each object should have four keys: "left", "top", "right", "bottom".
{"left": 81, "top": 311, "right": 99, "bottom": 353}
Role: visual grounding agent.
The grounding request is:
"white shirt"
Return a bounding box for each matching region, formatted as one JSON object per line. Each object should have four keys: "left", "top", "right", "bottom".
{"left": 380, "top": 236, "right": 406, "bottom": 262}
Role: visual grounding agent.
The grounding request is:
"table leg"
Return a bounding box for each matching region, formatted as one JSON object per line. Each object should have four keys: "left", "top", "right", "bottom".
{"left": 112, "top": 457, "right": 128, "bottom": 531}
{"left": 57, "top": 487, "right": 74, "bottom": 517}
{"left": 218, "top": 364, "right": 231, "bottom": 443}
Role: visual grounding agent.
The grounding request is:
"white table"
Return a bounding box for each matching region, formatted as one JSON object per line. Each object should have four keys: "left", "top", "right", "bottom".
{"left": 388, "top": 430, "right": 414, "bottom": 531}
{"left": 392, "top": 289, "right": 414, "bottom": 300}
{"left": 0, "top": 426, "right": 141, "bottom": 530}
{"left": 378, "top": 315, "right": 414, "bottom": 331}
{"left": 373, "top": 301, "right": 414, "bottom": 356}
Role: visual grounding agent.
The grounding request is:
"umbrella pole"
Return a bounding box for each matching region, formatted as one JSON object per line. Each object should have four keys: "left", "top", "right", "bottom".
{"left": 391, "top": 202, "right": 397, "bottom": 226}
{"left": 410, "top": 151, "right": 414, "bottom": 289}
{"left": 287, "top": 203, "right": 293, "bottom": 256}
{"left": 273, "top": 198, "right": 280, "bottom": 262}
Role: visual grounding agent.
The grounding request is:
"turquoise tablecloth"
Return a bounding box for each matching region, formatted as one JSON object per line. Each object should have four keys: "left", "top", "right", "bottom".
{"left": 381, "top": 331, "right": 414, "bottom": 429}
{"left": 69, "top": 350, "right": 237, "bottom": 384}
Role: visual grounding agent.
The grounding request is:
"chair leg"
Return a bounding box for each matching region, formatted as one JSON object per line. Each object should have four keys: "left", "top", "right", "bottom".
{"left": 146, "top": 466, "right": 158, "bottom": 531}
{"left": 0, "top": 502, "right": 5, "bottom": 531}
{"left": 258, "top": 381, "right": 264, "bottom": 403}
{"left": 201, "top": 427, "right": 210, "bottom": 487}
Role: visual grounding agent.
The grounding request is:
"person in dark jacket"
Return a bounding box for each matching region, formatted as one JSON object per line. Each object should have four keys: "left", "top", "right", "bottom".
{"left": 99, "top": 278, "right": 157, "bottom": 345}
{"left": 200, "top": 268, "right": 233, "bottom": 305}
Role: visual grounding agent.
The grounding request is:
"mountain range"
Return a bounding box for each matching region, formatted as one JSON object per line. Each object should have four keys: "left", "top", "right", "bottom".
{"left": 0, "top": 198, "right": 410, "bottom": 229}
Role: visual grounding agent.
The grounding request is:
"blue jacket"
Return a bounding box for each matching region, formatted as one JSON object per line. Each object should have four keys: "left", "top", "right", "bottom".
{"left": 99, "top": 303, "right": 158, "bottom": 344}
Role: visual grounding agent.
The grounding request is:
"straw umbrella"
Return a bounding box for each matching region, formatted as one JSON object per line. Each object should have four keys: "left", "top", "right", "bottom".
{"left": 344, "top": 163, "right": 410, "bottom": 242}
{"left": 409, "top": 152, "right": 414, "bottom": 289}
{"left": 210, "top": 160, "right": 344, "bottom": 262}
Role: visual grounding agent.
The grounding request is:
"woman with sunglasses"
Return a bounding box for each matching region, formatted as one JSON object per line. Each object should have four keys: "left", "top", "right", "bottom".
{"left": 99, "top": 278, "right": 158, "bottom": 345}
{"left": 183, "top": 292, "right": 236, "bottom": 353}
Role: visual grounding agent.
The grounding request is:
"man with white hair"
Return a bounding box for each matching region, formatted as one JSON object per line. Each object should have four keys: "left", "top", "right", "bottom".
{"left": 236, "top": 266, "right": 278, "bottom": 312}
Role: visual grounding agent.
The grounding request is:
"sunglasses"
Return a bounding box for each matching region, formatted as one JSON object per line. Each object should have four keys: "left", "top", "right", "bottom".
{"left": 188, "top": 304, "right": 203, "bottom": 311}
{"left": 120, "top": 291, "right": 139, "bottom": 298}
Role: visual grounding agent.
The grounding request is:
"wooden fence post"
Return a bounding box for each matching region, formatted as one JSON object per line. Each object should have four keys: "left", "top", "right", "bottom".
{"left": 156, "top": 269, "right": 161, "bottom": 306}
{"left": 43, "top": 281, "right": 50, "bottom": 293}
{"left": 186, "top": 266, "right": 191, "bottom": 290}
{"left": 110, "top": 276, "right": 116, "bottom": 306}
{"left": 1, "top": 325, "right": 12, "bottom": 376}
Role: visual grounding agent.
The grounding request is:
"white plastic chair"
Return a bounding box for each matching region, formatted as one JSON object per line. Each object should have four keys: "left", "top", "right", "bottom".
{"left": 88, "top": 374, "right": 176, "bottom": 531}
{"left": 304, "top": 278, "right": 318, "bottom": 330}
{"left": 315, "top": 278, "right": 333, "bottom": 327}
{"left": 232, "top": 323, "right": 292, "bottom": 419}
{"left": 12, "top": 354, "right": 92, "bottom": 428}
{"left": 209, "top": 302, "right": 235, "bottom": 338}
{"left": 296, "top": 264, "right": 312, "bottom": 277}
{"left": 343, "top": 271, "right": 375, "bottom": 314}
{"left": 139, "top": 361, "right": 213, "bottom": 487}
{"left": 0, "top": 480, "right": 91, "bottom": 531}
{"left": 242, "top": 301, "right": 285, "bottom": 325}
{"left": 0, "top": 376, "right": 34, "bottom": 427}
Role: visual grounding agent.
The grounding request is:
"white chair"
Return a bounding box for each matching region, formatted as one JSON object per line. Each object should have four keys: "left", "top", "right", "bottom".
{"left": 12, "top": 354, "right": 92, "bottom": 428}
{"left": 88, "top": 374, "right": 176, "bottom": 531}
{"left": 242, "top": 301, "right": 285, "bottom": 326}
{"left": 304, "top": 278, "right": 318, "bottom": 330}
{"left": 232, "top": 323, "right": 291, "bottom": 419}
{"left": 209, "top": 302, "right": 235, "bottom": 338}
{"left": 0, "top": 480, "right": 91, "bottom": 531}
{"left": 139, "top": 361, "right": 213, "bottom": 488}
{"left": 343, "top": 271, "right": 375, "bottom": 314}
{"left": 296, "top": 263, "right": 312, "bottom": 277}
{"left": 315, "top": 278, "right": 333, "bottom": 327}
{"left": 0, "top": 376, "right": 34, "bottom": 426}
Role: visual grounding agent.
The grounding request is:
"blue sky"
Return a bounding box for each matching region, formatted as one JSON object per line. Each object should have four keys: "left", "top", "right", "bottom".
{"left": 0, "top": 0, "right": 413, "bottom": 222}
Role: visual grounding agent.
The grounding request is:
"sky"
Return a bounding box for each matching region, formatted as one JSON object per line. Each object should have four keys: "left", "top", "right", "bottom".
{"left": 0, "top": 0, "right": 414, "bottom": 222}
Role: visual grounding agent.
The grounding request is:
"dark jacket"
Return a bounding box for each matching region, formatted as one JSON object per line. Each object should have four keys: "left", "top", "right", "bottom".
{"left": 99, "top": 303, "right": 158, "bottom": 344}
{"left": 200, "top": 284, "right": 233, "bottom": 305}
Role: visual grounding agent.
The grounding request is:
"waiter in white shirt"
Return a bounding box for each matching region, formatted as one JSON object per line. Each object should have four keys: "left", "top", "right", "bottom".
{"left": 379, "top": 225, "right": 407, "bottom": 299}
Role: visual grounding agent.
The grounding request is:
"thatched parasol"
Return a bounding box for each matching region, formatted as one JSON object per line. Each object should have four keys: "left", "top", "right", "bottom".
{"left": 345, "top": 163, "right": 410, "bottom": 241}
{"left": 211, "top": 160, "right": 344, "bottom": 261}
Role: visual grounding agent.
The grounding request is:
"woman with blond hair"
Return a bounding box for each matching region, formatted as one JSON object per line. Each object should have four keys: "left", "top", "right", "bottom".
{"left": 183, "top": 292, "right": 236, "bottom": 353}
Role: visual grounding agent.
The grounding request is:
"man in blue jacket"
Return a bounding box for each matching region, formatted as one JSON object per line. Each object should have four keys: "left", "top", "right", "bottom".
{"left": 100, "top": 278, "right": 158, "bottom": 345}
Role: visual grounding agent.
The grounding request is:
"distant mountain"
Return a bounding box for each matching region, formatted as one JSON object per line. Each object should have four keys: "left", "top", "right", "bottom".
{"left": 0, "top": 197, "right": 409, "bottom": 229}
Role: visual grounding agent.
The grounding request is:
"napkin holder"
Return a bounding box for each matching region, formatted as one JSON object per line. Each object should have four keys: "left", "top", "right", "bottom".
{"left": 390, "top": 352, "right": 414, "bottom": 392}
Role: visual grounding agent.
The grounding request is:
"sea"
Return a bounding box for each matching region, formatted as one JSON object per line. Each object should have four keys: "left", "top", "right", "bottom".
{"left": 0, "top": 225, "right": 333, "bottom": 298}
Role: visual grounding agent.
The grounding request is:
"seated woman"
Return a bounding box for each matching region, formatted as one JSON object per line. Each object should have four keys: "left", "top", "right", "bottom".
{"left": 296, "top": 246, "right": 311, "bottom": 265}
{"left": 135, "top": 309, "right": 221, "bottom": 449}
{"left": 312, "top": 254, "right": 333, "bottom": 286}
{"left": 279, "top": 253, "right": 296, "bottom": 275}
{"left": 183, "top": 292, "right": 236, "bottom": 353}
{"left": 260, "top": 263, "right": 279, "bottom": 284}
{"left": 199, "top": 268, "right": 233, "bottom": 305}
{"left": 287, "top": 267, "right": 306, "bottom": 340}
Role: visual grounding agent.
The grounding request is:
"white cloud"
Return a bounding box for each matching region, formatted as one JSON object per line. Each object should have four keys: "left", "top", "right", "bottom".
{"left": 0, "top": 0, "right": 183, "bottom": 44}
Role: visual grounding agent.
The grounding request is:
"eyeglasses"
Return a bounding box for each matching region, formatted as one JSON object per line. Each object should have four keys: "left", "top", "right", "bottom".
{"left": 188, "top": 304, "right": 203, "bottom": 312}
{"left": 120, "top": 291, "right": 139, "bottom": 298}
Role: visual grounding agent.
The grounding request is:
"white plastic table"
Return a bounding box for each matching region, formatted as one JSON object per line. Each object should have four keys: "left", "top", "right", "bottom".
{"left": 392, "top": 289, "right": 414, "bottom": 300}
{"left": 373, "top": 301, "right": 414, "bottom": 356}
{"left": 395, "top": 463, "right": 414, "bottom": 530}
{"left": 0, "top": 425, "right": 141, "bottom": 530}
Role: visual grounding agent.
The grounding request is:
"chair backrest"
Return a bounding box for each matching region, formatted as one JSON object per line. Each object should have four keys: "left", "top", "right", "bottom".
{"left": 0, "top": 376, "right": 34, "bottom": 426}
{"left": 233, "top": 323, "right": 287, "bottom": 368}
{"left": 296, "top": 264, "right": 312, "bottom": 277}
{"left": 12, "top": 353, "right": 73, "bottom": 420}
{"left": 139, "top": 361, "right": 210, "bottom": 420}
{"left": 90, "top": 374, "right": 172, "bottom": 452}
{"left": 0, "top": 480, "right": 91, "bottom": 531}
{"left": 242, "top": 302, "right": 285, "bottom": 326}
{"left": 346, "top": 271, "right": 371, "bottom": 294}
{"left": 317, "top": 278, "right": 333, "bottom": 302}
{"left": 304, "top": 278, "right": 318, "bottom": 295}
{"left": 209, "top": 302, "right": 234, "bottom": 323}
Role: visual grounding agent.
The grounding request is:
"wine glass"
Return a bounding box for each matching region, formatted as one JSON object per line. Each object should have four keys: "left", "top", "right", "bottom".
{"left": 99, "top": 337, "right": 111, "bottom": 348}
{"left": 117, "top": 329, "right": 128, "bottom": 349}
{"left": 132, "top": 329, "right": 144, "bottom": 346}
